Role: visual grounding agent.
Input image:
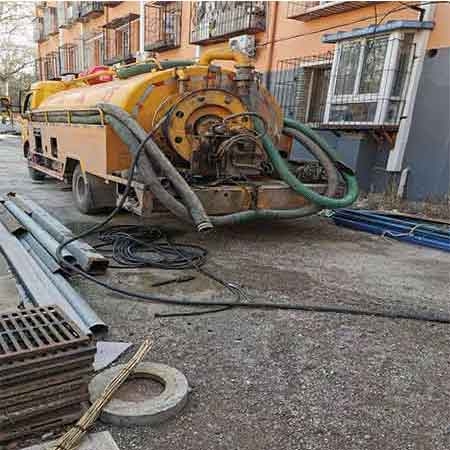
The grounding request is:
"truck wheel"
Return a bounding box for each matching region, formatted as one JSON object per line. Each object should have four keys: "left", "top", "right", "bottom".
{"left": 28, "top": 165, "right": 46, "bottom": 181}
{"left": 72, "top": 164, "right": 116, "bottom": 214}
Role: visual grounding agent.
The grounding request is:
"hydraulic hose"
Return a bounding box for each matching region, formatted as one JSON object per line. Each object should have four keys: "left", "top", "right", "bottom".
{"left": 261, "top": 118, "right": 359, "bottom": 209}
{"left": 98, "top": 103, "right": 213, "bottom": 232}
{"left": 98, "top": 105, "right": 356, "bottom": 227}
{"left": 210, "top": 126, "right": 341, "bottom": 225}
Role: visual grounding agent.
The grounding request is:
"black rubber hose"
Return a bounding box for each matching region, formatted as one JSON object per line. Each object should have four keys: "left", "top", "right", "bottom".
{"left": 98, "top": 103, "right": 212, "bottom": 232}
{"left": 105, "top": 114, "right": 192, "bottom": 222}
{"left": 64, "top": 263, "right": 450, "bottom": 325}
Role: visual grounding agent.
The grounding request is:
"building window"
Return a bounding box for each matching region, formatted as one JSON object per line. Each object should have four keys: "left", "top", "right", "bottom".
{"left": 325, "top": 32, "right": 415, "bottom": 127}
{"left": 57, "top": 2, "right": 76, "bottom": 28}
{"left": 83, "top": 33, "right": 104, "bottom": 69}
{"left": 144, "top": 1, "right": 182, "bottom": 52}
{"left": 275, "top": 32, "right": 415, "bottom": 130}
{"left": 34, "top": 58, "right": 44, "bottom": 81}
{"left": 103, "top": 14, "right": 140, "bottom": 65}
{"left": 43, "top": 6, "right": 58, "bottom": 38}
{"left": 273, "top": 52, "right": 334, "bottom": 127}
{"left": 33, "top": 17, "right": 44, "bottom": 43}
{"left": 59, "top": 43, "right": 81, "bottom": 75}
{"left": 190, "top": 1, "right": 266, "bottom": 45}
{"left": 287, "top": 1, "right": 376, "bottom": 22}
{"left": 43, "top": 52, "right": 60, "bottom": 80}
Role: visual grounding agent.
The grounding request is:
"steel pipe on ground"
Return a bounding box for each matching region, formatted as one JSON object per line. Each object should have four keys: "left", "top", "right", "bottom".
{"left": 0, "top": 220, "right": 91, "bottom": 335}
{"left": 3, "top": 200, "right": 76, "bottom": 265}
{"left": 8, "top": 194, "right": 109, "bottom": 273}
{"left": 20, "top": 235, "right": 108, "bottom": 335}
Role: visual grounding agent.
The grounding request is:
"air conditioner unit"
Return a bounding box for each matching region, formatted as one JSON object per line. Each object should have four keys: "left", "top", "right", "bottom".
{"left": 229, "top": 34, "right": 256, "bottom": 58}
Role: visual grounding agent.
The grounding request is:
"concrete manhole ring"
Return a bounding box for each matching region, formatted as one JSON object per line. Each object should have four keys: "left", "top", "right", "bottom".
{"left": 89, "top": 362, "right": 189, "bottom": 427}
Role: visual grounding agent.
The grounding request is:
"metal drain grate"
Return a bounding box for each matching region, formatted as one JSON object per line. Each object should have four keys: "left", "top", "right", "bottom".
{"left": 0, "top": 306, "right": 91, "bottom": 362}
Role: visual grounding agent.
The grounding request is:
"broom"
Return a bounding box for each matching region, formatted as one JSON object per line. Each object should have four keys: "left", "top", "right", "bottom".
{"left": 51, "top": 339, "right": 152, "bottom": 450}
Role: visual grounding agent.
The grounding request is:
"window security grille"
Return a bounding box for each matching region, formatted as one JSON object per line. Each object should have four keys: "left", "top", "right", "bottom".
{"left": 103, "top": 14, "right": 140, "bottom": 66}
{"left": 83, "top": 33, "right": 105, "bottom": 69}
{"left": 190, "top": 1, "right": 266, "bottom": 44}
{"left": 274, "top": 33, "right": 415, "bottom": 129}
{"left": 273, "top": 52, "right": 334, "bottom": 127}
{"left": 144, "top": 1, "right": 182, "bottom": 52}
{"left": 59, "top": 44, "right": 81, "bottom": 75}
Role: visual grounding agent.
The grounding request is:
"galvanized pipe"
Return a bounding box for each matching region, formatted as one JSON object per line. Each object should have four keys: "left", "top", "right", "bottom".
{"left": 0, "top": 220, "right": 90, "bottom": 335}
{"left": 20, "top": 235, "right": 108, "bottom": 336}
{"left": 3, "top": 200, "right": 76, "bottom": 265}
{"left": 9, "top": 194, "right": 108, "bottom": 273}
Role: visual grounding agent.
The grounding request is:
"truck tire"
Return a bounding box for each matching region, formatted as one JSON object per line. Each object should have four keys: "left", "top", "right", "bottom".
{"left": 72, "top": 164, "right": 116, "bottom": 214}
{"left": 28, "top": 165, "right": 46, "bottom": 181}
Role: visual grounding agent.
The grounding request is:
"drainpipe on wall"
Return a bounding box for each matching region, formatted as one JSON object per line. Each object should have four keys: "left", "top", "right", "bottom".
{"left": 137, "top": 0, "right": 146, "bottom": 62}
{"left": 386, "top": 2, "right": 437, "bottom": 172}
{"left": 263, "top": 1, "right": 278, "bottom": 91}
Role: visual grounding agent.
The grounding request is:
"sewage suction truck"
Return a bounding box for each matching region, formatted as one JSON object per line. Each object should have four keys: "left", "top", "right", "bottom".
{"left": 20, "top": 49, "right": 358, "bottom": 231}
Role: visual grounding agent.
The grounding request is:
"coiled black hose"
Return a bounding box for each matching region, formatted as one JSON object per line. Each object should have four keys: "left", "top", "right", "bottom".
{"left": 95, "top": 225, "right": 207, "bottom": 270}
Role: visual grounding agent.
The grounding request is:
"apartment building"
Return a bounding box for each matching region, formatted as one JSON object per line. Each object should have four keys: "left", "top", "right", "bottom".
{"left": 33, "top": 1, "right": 450, "bottom": 202}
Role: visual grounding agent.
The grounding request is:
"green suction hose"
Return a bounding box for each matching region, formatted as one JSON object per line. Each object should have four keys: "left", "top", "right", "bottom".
{"left": 116, "top": 60, "right": 195, "bottom": 79}
{"left": 261, "top": 118, "right": 359, "bottom": 209}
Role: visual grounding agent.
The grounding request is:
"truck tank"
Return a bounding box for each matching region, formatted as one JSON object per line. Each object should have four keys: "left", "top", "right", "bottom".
{"left": 22, "top": 49, "right": 358, "bottom": 230}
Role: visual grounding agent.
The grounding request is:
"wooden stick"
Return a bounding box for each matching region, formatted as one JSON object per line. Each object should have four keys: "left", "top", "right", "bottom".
{"left": 50, "top": 339, "right": 152, "bottom": 450}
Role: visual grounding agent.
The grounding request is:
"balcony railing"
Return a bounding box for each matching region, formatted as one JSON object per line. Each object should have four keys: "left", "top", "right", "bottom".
{"left": 59, "top": 44, "right": 82, "bottom": 75}
{"left": 145, "top": 2, "right": 181, "bottom": 52}
{"left": 43, "top": 6, "right": 58, "bottom": 37}
{"left": 77, "top": 2, "right": 104, "bottom": 22}
{"left": 103, "top": 14, "right": 140, "bottom": 66}
{"left": 287, "top": 1, "right": 376, "bottom": 22}
{"left": 190, "top": 1, "right": 266, "bottom": 45}
{"left": 33, "top": 17, "right": 45, "bottom": 43}
{"left": 43, "top": 52, "right": 60, "bottom": 80}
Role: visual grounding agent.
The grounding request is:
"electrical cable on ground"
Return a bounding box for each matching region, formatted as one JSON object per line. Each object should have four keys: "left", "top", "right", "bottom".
{"left": 55, "top": 123, "right": 450, "bottom": 324}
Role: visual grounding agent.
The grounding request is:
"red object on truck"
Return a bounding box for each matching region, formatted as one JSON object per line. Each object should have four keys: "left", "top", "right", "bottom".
{"left": 79, "top": 66, "right": 113, "bottom": 85}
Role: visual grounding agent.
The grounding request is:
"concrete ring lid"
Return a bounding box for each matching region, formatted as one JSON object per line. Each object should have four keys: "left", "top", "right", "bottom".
{"left": 89, "top": 362, "right": 189, "bottom": 427}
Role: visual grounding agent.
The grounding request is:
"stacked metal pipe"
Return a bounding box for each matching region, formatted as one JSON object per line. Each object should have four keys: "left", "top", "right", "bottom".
{"left": 0, "top": 193, "right": 108, "bottom": 335}
{"left": 332, "top": 209, "right": 450, "bottom": 253}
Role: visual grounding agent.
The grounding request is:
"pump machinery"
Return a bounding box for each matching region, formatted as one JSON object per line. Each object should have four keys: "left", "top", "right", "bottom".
{"left": 20, "top": 49, "right": 358, "bottom": 231}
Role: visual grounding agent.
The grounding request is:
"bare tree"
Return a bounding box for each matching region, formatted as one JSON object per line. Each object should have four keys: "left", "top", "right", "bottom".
{"left": 0, "top": 2, "right": 34, "bottom": 101}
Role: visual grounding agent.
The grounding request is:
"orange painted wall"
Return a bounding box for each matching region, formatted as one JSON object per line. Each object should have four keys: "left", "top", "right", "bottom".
{"left": 37, "top": 1, "right": 450, "bottom": 74}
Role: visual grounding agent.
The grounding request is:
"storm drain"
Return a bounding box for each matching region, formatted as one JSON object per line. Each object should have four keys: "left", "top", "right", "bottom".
{"left": 0, "top": 306, "right": 96, "bottom": 444}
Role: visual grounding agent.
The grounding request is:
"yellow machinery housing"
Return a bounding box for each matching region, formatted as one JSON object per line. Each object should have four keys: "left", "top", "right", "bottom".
{"left": 21, "top": 49, "right": 341, "bottom": 225}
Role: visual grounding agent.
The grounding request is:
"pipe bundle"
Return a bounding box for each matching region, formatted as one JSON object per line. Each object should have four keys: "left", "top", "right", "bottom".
{"left": 0, "top": 194, "right": 108, "bottom": 335}
{"left": 332, "top": 209, "right": 450, "bottom": 253}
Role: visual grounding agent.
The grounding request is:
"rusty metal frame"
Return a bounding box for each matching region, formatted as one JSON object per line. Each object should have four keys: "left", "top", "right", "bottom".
{"left": 0, "top": 306, "right": 91, "bottom": 362}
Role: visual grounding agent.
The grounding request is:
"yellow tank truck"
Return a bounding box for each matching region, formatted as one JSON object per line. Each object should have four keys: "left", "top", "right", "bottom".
{"left": 20, "top": 50, "right": 358, "bottom": 230}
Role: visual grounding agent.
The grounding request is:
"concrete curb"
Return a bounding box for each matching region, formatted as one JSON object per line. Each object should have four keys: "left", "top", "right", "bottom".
{"left": 89, "top": 362, "right": 189, "bottom": 427}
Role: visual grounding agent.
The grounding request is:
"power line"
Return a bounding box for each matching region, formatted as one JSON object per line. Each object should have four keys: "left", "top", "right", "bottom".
{"left": 257, "top": 1, "right": 441, "bottom": 48}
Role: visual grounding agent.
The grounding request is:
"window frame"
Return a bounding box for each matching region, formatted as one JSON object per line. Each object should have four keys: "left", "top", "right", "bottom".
{"left": 84, "top": 33, "right": 104, "bottom": 68}
{"left": 323, "top": 30, "right": 415, "bottom": 126}
{"left": 300, "top": 59, "right": 333, "bottom": 124}
{"left": 115, "top": 22, "right": 130, "bottom": 60}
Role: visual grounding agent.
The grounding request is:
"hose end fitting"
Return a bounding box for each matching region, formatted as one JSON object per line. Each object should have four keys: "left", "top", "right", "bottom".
{"left": 197, "top": 221, "right": 214, "bottom": 233}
